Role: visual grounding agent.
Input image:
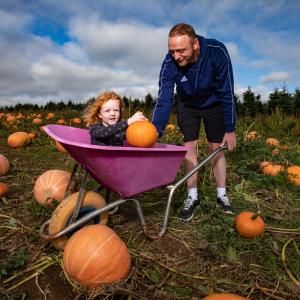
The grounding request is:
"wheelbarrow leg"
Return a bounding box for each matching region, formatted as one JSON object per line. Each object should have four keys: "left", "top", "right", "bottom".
{"left": 64, "top": 162, "right": 79, "bottom": 198}
{"left": 69, "top": 168, "right": 89, "bottom": 224}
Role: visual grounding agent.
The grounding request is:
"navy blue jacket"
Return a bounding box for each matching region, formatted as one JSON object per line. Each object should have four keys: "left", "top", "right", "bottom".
{"left": 152, "top": 35, "right": 235, "bottom": 136}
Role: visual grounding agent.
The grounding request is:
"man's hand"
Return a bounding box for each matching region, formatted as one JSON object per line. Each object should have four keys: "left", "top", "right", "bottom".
{"left": 221, "top": 132, "right": 236, "bottom": 151}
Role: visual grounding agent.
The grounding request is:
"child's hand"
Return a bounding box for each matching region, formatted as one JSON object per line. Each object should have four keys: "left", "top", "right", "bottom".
{"left": 128, "top": 111, "right": 148, "bottom": 125}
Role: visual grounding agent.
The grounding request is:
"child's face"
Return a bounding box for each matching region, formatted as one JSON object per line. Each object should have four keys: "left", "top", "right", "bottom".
{"left": 98, "top": 99, "right": 121, "bottom": 126}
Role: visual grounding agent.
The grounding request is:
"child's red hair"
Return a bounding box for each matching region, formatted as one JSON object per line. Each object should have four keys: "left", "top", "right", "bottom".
{"left": 83, "top": 91, "right": 124, "bottom": 126}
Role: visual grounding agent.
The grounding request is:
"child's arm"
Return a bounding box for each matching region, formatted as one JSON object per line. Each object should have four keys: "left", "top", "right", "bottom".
{"left": 128, "top": 111, "right": 148, "bottom": 125}
{"left": 90, "top": 121, "right": 128, "bottom": 139}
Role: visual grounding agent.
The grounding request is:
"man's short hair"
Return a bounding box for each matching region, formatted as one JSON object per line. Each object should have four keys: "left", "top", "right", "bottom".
{"left": 169, "top": 23, "right": 197, "bottom": 39}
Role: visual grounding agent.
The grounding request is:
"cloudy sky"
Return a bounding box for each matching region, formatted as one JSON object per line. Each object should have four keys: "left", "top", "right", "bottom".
{"left": 1, "top": 0, "right": 300, "bottom": 107}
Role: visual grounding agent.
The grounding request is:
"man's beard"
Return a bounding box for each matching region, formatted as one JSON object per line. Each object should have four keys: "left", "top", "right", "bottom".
{"left": 189, "top": 48, "right": 200, "bottom": 64}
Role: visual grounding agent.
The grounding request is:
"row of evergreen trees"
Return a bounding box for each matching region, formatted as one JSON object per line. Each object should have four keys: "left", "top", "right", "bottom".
{"left": 237, "top": 85, "right": 300, "bottom": 117}
{"left": 1, "top": 85, "right": 299, "bottom": 116}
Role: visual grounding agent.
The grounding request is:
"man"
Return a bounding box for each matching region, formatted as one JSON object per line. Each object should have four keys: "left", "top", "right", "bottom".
{"left": 152, "top": 23, "right": 236, "bottom": 221}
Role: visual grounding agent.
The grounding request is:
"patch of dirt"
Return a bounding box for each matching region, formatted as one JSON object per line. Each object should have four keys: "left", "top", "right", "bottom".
{"left": 16, "top": 265, "right": 76, "bottom": 300}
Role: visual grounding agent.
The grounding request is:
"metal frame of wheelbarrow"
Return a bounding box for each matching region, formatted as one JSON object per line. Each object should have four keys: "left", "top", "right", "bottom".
{"left": 39, "top": 145, "right": 227, "bottom": 241}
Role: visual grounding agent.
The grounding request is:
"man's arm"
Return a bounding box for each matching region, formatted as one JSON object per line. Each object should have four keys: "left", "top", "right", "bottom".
{"left": 215, "top": 44, "right": 236, "bottom": 133}
{"left": 215, "top": 44, "right": 236, "bottom": 150}
{"left": 151, "top": 57, "right": 175, "bottom": 136}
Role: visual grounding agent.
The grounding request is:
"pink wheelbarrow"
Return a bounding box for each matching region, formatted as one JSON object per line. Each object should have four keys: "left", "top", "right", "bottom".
{"left": 39, "top": 125, "right": 226, "bottom": 242}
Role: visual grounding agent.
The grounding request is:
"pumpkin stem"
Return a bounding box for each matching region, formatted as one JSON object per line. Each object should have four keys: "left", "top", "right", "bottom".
{"left": 251, "top": 212, "right": 261, "bottom": 220}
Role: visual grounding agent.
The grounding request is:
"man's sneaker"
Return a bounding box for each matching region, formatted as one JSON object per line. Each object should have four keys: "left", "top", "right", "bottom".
{"left": 179, "top": 197, "right": 199, "bottom": 221}
{"left": 216, "top": 195, "right": 234, "bottom": 215}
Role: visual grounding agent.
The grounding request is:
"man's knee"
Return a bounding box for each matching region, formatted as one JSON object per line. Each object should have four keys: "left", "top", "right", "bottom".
{"left": 208, "top": 142, "right": 222, "bottom": 151}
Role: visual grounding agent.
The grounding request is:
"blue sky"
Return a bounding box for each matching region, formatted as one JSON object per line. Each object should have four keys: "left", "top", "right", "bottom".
{"left": 1, "top": 0, "right": 300, "bottom": 106}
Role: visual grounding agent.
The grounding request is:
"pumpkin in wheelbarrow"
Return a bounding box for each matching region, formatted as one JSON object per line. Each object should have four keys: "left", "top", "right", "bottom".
{"left": 48, "top": 191, "right": 108, "bottom": 250}
{"left": 63, "top": 224, "right": 131, "bottom": 289}
{"left": 126, "top": 120, "right": 157, "bottom": 147}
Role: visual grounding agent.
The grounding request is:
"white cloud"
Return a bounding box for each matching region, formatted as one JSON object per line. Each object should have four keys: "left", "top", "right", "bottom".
{"left": 0, "top": 12, "right": 167, "bottom": 105}
{"left": 68, "top": 17, "right": 168, "bottom": 74}
{"left": 260, "top": 71, "right": 290, "bottom": 84}
{"left": 225, "top": 42, "right": 246, "bottom": 65}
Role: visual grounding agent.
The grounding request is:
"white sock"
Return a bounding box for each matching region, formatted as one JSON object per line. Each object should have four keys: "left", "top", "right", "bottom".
{"left": 188, "top": 187, "right": 198, "bottom": 201}
{"left": 217, "top": 187, "right": 226, "bottom": 198}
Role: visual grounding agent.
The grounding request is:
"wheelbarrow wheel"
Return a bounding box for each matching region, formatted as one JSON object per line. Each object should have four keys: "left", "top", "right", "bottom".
{"left": 48, "top": 191, "right": 108, "bottom": 250}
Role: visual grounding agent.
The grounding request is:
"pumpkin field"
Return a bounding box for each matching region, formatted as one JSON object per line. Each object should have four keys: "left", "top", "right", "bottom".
{"left": 0, "top": 109, "right": 299, "bottom": 299}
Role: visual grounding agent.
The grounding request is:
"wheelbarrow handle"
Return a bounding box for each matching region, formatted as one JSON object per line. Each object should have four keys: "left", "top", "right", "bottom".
{"left": 145, "top": 145, "right": 228, "bottom": 240}
{"left": 174, "top": 145, "right": 228, "bottom": 187}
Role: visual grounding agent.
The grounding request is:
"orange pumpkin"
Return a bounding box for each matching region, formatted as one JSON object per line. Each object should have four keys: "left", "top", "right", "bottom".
{"left": 28, "top": 132, "right": 37, "bottom": 140}
{"left": 260, "top": 161, "right": 271, "bottom": 168}
{"left": 7, "top": 132, "right": 31, "bottom": 148}
{"left": 55, "top": 141, "right": 68, "bottom": 153}
{"left": 34, "top": 170, "right": 71, "bottom": 206}
{"left": 266, "top": 137, "right": 280, "bottom": 146}
{"left": 63, "top": 224, "right": 131, "bottom": 288}
{"left": 260, "top": 161, "right": 284, "bottom": 176}
{"left": 203, "top": 294, "right": 247, "bottom": 300}
{"left": 126, "top": 121, "right": 157, "bottom": 147}
{"left": 287, "top": 166, "right": 300, "bottom": 187}
{"left": 57, "top": 119, "right": 66, "bottom": 125}
{"left": 0, "top": 154, "right": 10, "bottom": 176}
{"left": 48, "top": 191, "right": 108, "bottom": 250}
{"left": 72, "top": 117, "right": 82, "bottom": 125}
{"left": 6, "top": 115, "right": 15, "bottom": 123}
{"left": 32, "top": 118, "right": 42, "bottom": 124}
{"left": 166, "top": 124, "right": 176, "bottom": 131}
{"left": 235, "top": 211, "right": 265, "bottom": 238}
{"left": 0, "top": 183, "right": 9, "bottom": 197}
{"left": 46, "top": 112, "right": 55, "bottom": 119}
{"left": 16, "top": 113, "right": 25, "bottom": 120}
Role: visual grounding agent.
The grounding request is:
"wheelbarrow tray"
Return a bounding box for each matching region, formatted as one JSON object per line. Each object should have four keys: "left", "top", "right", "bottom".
{"left": 43, "top": 125, "right": 189, "bottom": 198}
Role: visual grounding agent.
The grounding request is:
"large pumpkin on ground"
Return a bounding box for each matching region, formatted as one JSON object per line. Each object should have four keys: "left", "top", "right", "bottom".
{"left": 48, "top": 191, "right": 108, "bottom": 250}
{"left": 63, "top": 224, "right": 131, "bottom": 288}
{"left": 287, "top": 166, "right": 300, "bottom": 187}
{"left": 126, "top": 121, "right": 157, "bottom": 147}
{"left": 7, "top": 132, "right": 31, "bottom": 148}
{"left": 203, "top": 294, "right": 247, "bottom": 300}
{"left": 34, "top": 170, "right": 72, "bottom": 206}
{"left": 235, "top": 211, "right": 265, "bottom": 238}
{"left": 0, "top": 154, "right": 10, "bottom": 176}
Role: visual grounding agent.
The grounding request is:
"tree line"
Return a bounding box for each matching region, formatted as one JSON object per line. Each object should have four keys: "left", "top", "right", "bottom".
{"left": 1, "top": 85, "right": 299, "bottom": 117}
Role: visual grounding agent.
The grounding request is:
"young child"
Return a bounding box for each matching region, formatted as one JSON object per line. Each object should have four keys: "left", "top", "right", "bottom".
{"left": 83, "top": 91, "right": 147, "bottom": 146}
